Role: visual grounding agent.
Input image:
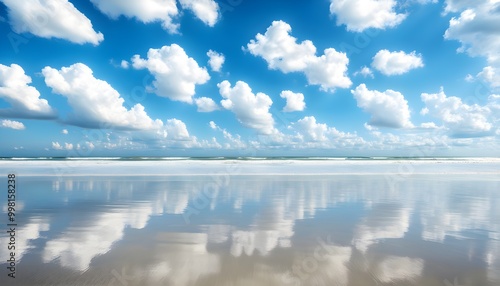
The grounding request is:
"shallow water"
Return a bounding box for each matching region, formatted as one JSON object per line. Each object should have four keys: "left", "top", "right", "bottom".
{"left": 1, "top": 174, "right": 499, "bottom": 285}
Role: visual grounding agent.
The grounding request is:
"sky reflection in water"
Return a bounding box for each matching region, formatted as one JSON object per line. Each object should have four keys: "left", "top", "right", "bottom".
{"left": 0, "top": 174, "right": 499, "bottom": 285}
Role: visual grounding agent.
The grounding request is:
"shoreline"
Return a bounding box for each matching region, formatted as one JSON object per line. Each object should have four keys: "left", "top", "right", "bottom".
{"left": 1, "top": 159, "right": 499, "bottom": 176}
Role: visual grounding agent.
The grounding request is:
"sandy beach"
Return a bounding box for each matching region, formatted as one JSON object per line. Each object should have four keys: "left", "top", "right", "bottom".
{"left": 0, "top": 160, "right": 499, "bottom": 285}
{"left": 1, "top": 158, "right": 500, "bottom": 176}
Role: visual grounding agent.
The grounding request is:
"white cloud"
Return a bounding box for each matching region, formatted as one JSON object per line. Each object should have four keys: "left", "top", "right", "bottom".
{"left": 420, "top": 122, "right": 439, "bottom": 129}
{"left": 42, "top": 63, "right": 163, "bottom": 130}
{"left": 90, "top": 0, "right": 179, "bottom": 33}
{"left": 354, "top": 66, "right": 374, "bottom": 78}
{"left": 120, "top": 60, "right": 129, "bottom": 69}
{"left": 209, "top": 121, "right": 217, "bottom": 129}
{"left": 205, "top": 116, "right": 368, "bottom": 151}
{"left": 364, "top": 122, "right": 376, "bottom": 131}
{"left": 307, "top": 49, "right": 352, "bottom": 92}
{"left": 71, "top": 119, "right": 210, "bottom": 150}
{"left": 1, "top": 119, "right": 25, "bottom": 130}
{"left": 477, "top": 66, "right": 500, "bottom": 88}
{"left": 420, "top": 88, "right": 493, "bottom": 137}
{"left": 247, "top": 21, "right": 315, "bottom": 73}
{"left": 165, "top": 119, "right": 190, "bottom": 140}
{"left": 91, "top": 0, "right": 220, "bottom": 33}
{"left": 51, "top": 142, "right": 62, "bottom": 150}
{"left": 61, "top": 129, "right": 68, "bottom": 134}
{"left": 372, "top": 50, "right": 424, "bottom": 76}
{"left": 214, "top": 126, "right": 247, "bottom": 149}
{"left": 290, "top": 116, "right": 365, "bottom": 149}
{"left": 443, "top": 0, "right": 489, "bottom": 13}
{"left": 64, "top": 142, "right": 73, "bottom": 150}
{"left": 410, "top": 0, "right": 438, "bottom": 3}
{"left": 352, "top": 84, "right": 413, "bottom": 128}
{"left": 132, "top": 44, "right": 210, "bottom": 103}
{"left": 246, "top": 20, "right": 351, "bottom": 92}
{"left": 444, "top": 1, "right": 500, "bottom": 88}
{"left": 329, "top": 0, "right": 407, "bottom": 32}
{"left": 195, "top": 97, "right": 219, "bottom": 112}
{"left": 0, "top": 63, "right": 56, "bottom": 119}
{"left": 2, "top": 0, "right": 103, "bottom": 45}
{"left": 460, "top": 5, "right": 500, "bottom": 58}
{"left": 465, "top": 73, "right": 475, "bottom": 82}
{"left": 280, "top": 90, "right": 305, "bottom": 112}
{"left": 207, "top": 50, "right": 225, "bottom": 72}
{"left": 292, "top": 116, "right": 340, "bottom": 142}
{"left": 179, "top": 0, "right": 220, "bottom": 27}
{"left": 76, "top": 142, "right": 94, "bottom": 151}
{"left": 218, "top": 80, "right": 276, "bottom": 135}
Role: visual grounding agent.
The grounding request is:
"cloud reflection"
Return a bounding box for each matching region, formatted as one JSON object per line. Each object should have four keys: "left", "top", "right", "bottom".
{"left": 0, "top": 217, "right": 49, "bottom": 261}
{"left": 352, "top": 204, "right": 411, "bottom": 252}
{"left": 145, "top": 232, "right": 220, "bottom": 285}
{"left": 374, "top": 256, "right": 424, "bottom": 283}
{"left": 9, "top": 174, "right": 499, "bottom": 285}
{"left": 43, "top": 203, "right": 153, "bottom": 271}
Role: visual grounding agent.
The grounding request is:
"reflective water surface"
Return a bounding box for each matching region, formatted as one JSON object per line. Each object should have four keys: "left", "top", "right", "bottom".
{"left": 1, "top": 174, "right": 499, "bottom": 285}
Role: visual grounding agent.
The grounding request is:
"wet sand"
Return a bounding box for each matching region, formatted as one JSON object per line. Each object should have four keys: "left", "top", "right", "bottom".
{"left": 0, "top": 161, "right": 499, "bottom": 285}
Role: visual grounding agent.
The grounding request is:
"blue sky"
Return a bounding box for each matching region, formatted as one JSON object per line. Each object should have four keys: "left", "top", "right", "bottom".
{"left": 0, "top": 0, "right": 499, "bottom": 157}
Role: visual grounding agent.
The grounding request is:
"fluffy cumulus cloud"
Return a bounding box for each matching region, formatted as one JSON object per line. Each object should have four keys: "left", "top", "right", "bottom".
{"left": 0, "top": 63, "right": 56, "bottom": 119}
{"left": 293, "top": 116, "right": 340, "bottom": 142}
{"left": 195, "top": 97, "right": 219, "bottom": 112}
{"left": 280, "top": 90, "right": 305, "bottom": 112}
{"left": 90, "top": 0, "right": 179, "bottom": 33}
{"left": 477, "top": 66, "right": 500, "bottom": 88}
{"left": 77, "top": 142, "right": 95, "bottom": 151}
{"left": 372, "top": 50, "right": 424, "bottom": 76}
{"left": 165, "top": 119, "right": 190, "bottom": 140}
{"left": 209, "top": 121, "right": 217, "bottom": 129}
{"left": 444, "top": 0, "right": 500, "bottom": 64}
{"left": 51, "top": 141, "right": 73, "bottom": 150}
{"left": 290, "top": 116, "right": 365, "bottom": 148}
{"left": 51, "top": 142, "right": 62, "bottom": 150}
{"left": 420, "top": 88, "right": 494, "bottom": 137}
{"left": 91, "top": 0, "right": 219, "bottom": 33}
{"left": 443, "top": 0, "right": 490, "bottom": 13}
{"left": 132, "top": 44, "right": 210, "bottom": 103}
{"left": 42, "top": 63, "right": 163, "bottom": 130}
{"left": 354, "top": 66, "right": 374, "bottom": 78}
{"left": 444, "top": 1, "right": 500, "bottom": 87}
{"left": 210, "top": 122, "right": 247, "bottom": 149}
{"left": 2, "top": 0, "right": 103, "bottom": 45}
{"left": 410, "top": 0, "right": 438, "bottom": 3}
{"left": 329, "top": 0, "right": 407, "bottom": 32}
{"left": 352, "top": 84, "right": 413, "bottom": 128}
{"left": 120, "top": 60, "right": 130, "bottom": 69}
{"left": 246, "top": 20, "right": 351, "bottom": 92}
{"left": 218, "top": 80, "right": 276, "bottom": 135}
{"left": 207, "top": 50, "right": 225, "bottom": 72}
{"left": 179, "top": 0, "right": 220, "bottom": 27}
{"left": 161, "top": 118, "right": 218, "bottom": 148}
{"left": 1, "top": 119, "right": 25, "bottom": 130}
